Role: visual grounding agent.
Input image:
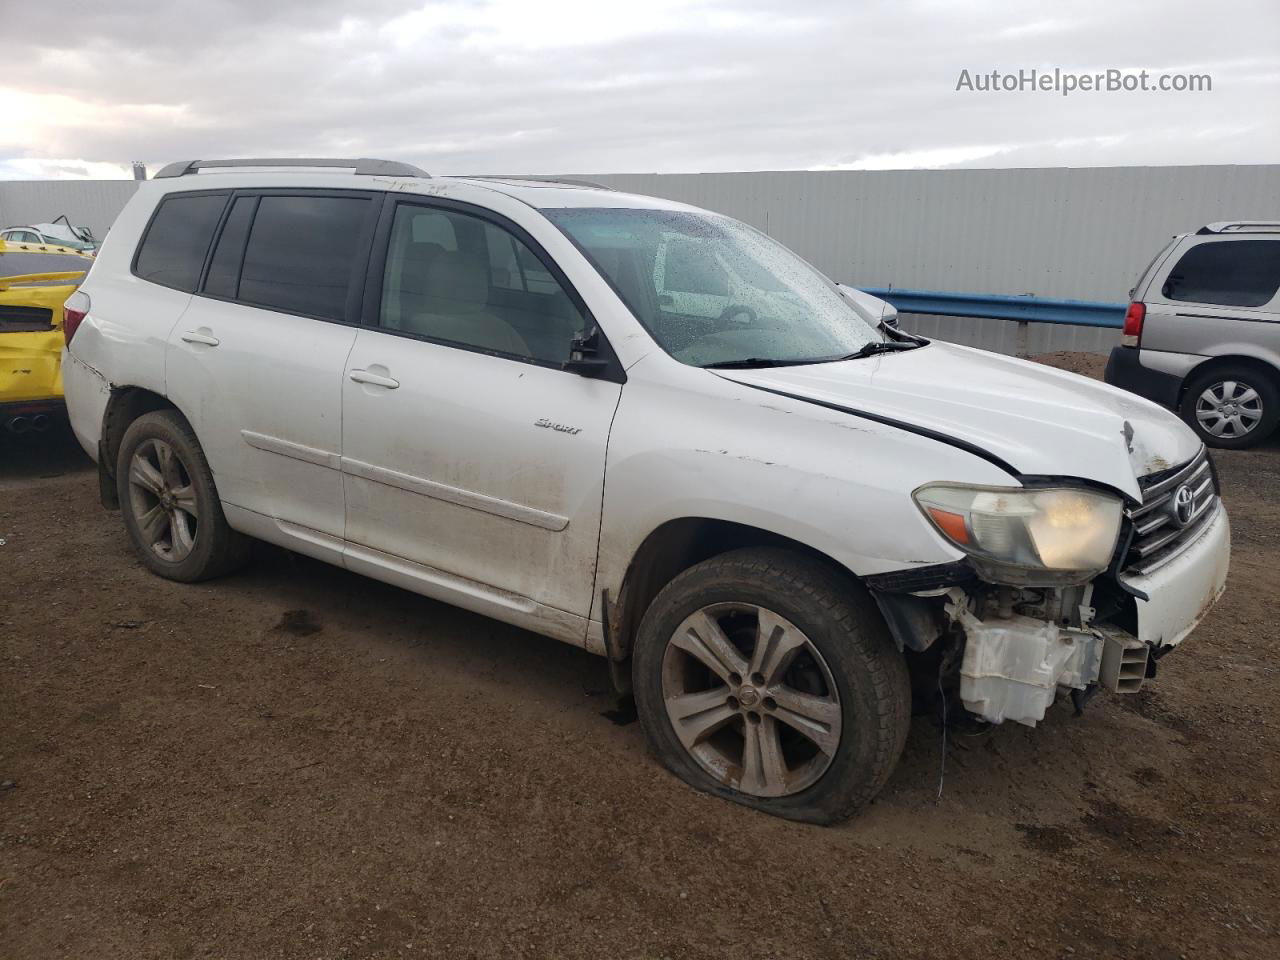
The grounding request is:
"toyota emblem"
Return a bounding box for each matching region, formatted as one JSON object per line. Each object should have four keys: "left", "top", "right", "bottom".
{"left": 1171, "top": 484, "right": 1195, "bottom": 526}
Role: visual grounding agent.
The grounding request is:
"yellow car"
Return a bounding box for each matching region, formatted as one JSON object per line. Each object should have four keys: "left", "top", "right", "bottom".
{"left": 1, "top": 239, "right": 91, "bottom": 434}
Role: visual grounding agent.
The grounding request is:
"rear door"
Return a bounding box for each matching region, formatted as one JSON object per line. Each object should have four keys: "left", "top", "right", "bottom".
{"left": 166, "top": 190, "right": 378, "bottom": 549}
{"left": 339, "top": 198, "right": 622, "bottom": 634}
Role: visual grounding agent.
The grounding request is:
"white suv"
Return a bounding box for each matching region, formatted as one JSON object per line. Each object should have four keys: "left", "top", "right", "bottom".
{"left": 62, "top": 158, "right": 1231, "bottom": 823}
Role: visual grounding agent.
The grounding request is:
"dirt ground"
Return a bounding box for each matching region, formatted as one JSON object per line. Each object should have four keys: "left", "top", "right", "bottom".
{"left": 1, "top": 353, "right": 1277, "bottom": 959}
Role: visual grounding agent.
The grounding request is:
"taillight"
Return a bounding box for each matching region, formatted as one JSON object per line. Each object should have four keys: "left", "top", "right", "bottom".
{"left": 1121, "top": 301, "right": 1145, "bottom": 347}
{"left": 63, "top": 290, "right": 90, "bottom": 345}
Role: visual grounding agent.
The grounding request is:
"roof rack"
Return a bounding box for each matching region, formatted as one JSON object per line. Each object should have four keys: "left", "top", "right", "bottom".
{"left": 153, "top": 158, "right": 431, "bottom": 179}
{"left": 1197, "top": 221, "right": 1280, "bottom": 235}
{"left": 462, "top": 175, "right": 614, "bottom": 191}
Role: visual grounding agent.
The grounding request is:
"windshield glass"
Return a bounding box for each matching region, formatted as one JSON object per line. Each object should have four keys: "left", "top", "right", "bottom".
{"left": 544, "top": 207, "right": 884, "bottom": 367}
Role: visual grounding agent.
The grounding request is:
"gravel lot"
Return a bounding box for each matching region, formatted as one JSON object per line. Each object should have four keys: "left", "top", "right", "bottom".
{"left": 2, "top": 354, "right": 1277, "bottom": 959}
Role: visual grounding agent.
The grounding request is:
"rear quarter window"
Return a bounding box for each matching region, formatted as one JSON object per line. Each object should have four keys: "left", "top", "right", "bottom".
{"left": 133, "top": 192, "right": 228, "bottom": 292}
{"left": 1162, "top": 239, "right": 1280, "bottom": 308}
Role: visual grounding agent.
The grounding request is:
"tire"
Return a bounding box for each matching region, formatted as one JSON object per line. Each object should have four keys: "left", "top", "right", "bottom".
{"left": 632, "top": 548, "right": 911, "bottom": 824}
{"left": 116, "top": 409, "right": 250, "bottom": 582}
{"left": 1179, "top": 364, "right": 1279, "bottom": 450}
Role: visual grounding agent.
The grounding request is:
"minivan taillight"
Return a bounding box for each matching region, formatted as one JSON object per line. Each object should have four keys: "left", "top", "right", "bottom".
{"left": 63, "top": 290, "right": 90, "bottom": 345}
{"left": 1121, "top": 301, "right": 1145, "bottom": 347}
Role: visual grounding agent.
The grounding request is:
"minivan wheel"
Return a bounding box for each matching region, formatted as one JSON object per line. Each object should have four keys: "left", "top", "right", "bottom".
{"left": 632, "top": 548, "right": 911, "bottom": 824}
{"left": 1180, "top": 365, "right": 1279, "bottom": 449}
{"left": 116, "top": 410, "right": 250, "bottom": 582}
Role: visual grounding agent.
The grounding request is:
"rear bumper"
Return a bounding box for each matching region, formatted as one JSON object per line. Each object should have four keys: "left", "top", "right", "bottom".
{"left": 62, "top": 348, "right": 109, "bottom": 463}
{"left": 0, "top": 329, "right": 64, "bottom": 406}
{"left": 1, "top": 397, "right": 63, "bottom": 415}
{"left": 1104, "top": 346, "right": 1183, "bottom": 409}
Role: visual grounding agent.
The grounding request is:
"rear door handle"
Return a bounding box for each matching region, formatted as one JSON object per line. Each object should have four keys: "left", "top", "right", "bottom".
{"left": 349, "top": 368, "right": 400, "bottom": 389}
{"left": 180, "top": 329, "right": 220, "bottom": 346}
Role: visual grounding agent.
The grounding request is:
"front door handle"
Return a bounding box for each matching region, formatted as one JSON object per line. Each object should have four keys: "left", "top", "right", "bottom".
{"left": 349, "top": 368, "right": 400, "bottom": 389}
{"left": 181, "top": 329, "right": 220, "bottom": 347}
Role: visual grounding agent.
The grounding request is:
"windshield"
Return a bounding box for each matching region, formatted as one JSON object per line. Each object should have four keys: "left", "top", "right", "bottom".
{"left": 544, "top": 207, "right": 885, "bottom": 367}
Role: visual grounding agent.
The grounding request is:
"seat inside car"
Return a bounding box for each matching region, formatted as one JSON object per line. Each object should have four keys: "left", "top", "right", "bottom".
{"left": 387, "top": 246, "right": 532, "bottom": 358}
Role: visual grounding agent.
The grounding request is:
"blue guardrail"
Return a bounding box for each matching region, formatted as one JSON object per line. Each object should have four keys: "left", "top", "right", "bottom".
{"left": 861, "top": 287, "right": 1126, "bottom": 329}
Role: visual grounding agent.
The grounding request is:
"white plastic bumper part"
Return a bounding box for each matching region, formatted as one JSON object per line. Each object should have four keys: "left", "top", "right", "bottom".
{"left": 1121, "top": 506, "right": 1230, "bottom": 649}
{"left": 951, "top": 605, "right": 1102, "bottom": 727}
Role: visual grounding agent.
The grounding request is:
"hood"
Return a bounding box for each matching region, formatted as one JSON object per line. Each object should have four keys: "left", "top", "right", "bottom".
{"left": 717, "top": 341, "right": 1201, "bottom": 501}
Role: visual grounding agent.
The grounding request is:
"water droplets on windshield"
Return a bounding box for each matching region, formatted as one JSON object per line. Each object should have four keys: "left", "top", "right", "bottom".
{"left": 544, "top": 207, "right": 883, "bottom": 367}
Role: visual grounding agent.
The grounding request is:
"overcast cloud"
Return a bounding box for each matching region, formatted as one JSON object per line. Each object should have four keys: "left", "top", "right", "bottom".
{"left": 2, "top": 0, "right": 1278, "bottom": 179}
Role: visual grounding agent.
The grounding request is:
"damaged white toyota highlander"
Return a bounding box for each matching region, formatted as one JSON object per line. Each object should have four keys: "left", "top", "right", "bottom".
{"left": 62, "top": 158, "right": 1230, "bottom": 823}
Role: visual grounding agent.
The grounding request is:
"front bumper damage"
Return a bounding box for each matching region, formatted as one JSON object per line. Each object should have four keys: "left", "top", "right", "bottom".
{"left": 944, "top": 507, "right": 1230, "bottom": 727}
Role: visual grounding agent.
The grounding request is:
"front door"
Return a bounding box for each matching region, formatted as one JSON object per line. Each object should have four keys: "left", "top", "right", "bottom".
{"left": 340, "top": 200, "right": 622, "bottom": 636}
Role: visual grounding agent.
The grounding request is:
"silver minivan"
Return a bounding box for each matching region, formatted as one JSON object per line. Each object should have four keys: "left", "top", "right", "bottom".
{"left": 1106, "top": 221, "right": 1280, "bottom": 448}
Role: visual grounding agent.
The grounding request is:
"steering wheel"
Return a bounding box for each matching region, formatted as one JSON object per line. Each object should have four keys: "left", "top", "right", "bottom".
{"left": 717, "top": 303, "right": 758, "bottom": 325}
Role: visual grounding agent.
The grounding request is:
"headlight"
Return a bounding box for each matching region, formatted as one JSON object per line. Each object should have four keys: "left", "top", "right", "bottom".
{"left": 913, "top": 483, "right": 1123, "bottom": 584}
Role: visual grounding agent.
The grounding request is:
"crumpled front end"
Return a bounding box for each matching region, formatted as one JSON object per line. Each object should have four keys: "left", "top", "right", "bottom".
{"left": 872, "top": 447, "right": 1230, "bottom": 728}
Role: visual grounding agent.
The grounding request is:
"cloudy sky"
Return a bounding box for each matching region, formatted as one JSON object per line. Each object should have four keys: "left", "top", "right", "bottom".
{"left": 2, "top": 0, "right": 1277, "bottom": 179}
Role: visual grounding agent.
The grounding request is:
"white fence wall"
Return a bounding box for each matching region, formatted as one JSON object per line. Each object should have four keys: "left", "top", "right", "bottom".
{"left": 4, "top": 164, "right": 1277, "bottom": 355}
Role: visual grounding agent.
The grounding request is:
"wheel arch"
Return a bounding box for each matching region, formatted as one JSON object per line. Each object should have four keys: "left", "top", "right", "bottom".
{"left": 605, "top": 517, "right": 870, "bottom": 687}
{"left": 97, "top": 385, "right": 191, "bottom": 509}
{"left": 1180, "top": 352, "right": 1280, "bottom": 404}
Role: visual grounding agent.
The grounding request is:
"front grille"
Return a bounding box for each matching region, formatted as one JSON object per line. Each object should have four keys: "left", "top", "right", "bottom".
{"left": 1122, "top": 447, "right": 1220, "bottom": 576}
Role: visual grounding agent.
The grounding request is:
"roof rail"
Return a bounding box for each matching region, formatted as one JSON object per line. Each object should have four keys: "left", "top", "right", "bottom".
{"left": 462, "top": 174, "right": 614, "bottom": 191}
{"left": 1197, "top": 221, "right": 1280, "bottom": 234}
{"left": 153, "top": 158, "right": 431, "bottom": 179}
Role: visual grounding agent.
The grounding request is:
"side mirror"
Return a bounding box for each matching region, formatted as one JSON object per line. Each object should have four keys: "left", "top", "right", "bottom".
{"left": 562, "top": 326, "right": 617, "bottom": 379}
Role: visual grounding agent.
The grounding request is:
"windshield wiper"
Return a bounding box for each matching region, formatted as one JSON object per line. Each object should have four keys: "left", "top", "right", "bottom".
{"left": 700, "top": 357, "right": 824, "bottom": 369}
{"left": 836, "top": 340, "right": 923, "bottom": 361}
{"left": 701, "top": 340, "right": 925, "bottom": 369}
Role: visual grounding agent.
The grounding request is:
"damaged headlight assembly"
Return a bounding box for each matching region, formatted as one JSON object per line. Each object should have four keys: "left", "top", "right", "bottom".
{"left": 913, "top": 483, "right": 1123, "bottom": 585}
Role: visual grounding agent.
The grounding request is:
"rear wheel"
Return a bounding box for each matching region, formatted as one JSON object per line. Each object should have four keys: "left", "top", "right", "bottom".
{"left": 116, "top": 410, "right": 249, "bottom": 581}
{"left": 1180, "top": 365, "right": 1279, "bottom": 449}
{"left": 632, "top": 548, "right": 911, "bottom": 824}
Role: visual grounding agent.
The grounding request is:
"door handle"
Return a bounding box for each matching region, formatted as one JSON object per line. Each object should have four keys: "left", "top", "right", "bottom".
{"left": 349, "top": 368, "right": 400, "bottom": 389}
{"left": 181, "top": 329, "right": 220, "bottom": 346}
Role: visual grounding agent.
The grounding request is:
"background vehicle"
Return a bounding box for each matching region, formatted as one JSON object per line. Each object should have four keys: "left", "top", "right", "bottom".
{"left": 1, "top": 241, "right": 90, "bottom": 433}
{"left": 1, "top": 218, "right": 98, "bottom": 255}
{"left": 63, "top": 158, "right": 1229, "bottom": 823}
{"left": 1106, "top": 221, "right": 1280, "bottom": 448}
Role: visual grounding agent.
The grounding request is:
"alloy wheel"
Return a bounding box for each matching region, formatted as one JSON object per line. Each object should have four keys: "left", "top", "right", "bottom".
{"left": 127, "top": 438, "right": 199, "bottom": 562}
{"left": 660, "top": 602, "right": 842, "bottom": 798}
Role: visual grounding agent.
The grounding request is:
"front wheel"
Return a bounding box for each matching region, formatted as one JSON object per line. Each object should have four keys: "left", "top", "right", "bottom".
{"left": 632, "top": 548, "right": 911, "bottom": 824}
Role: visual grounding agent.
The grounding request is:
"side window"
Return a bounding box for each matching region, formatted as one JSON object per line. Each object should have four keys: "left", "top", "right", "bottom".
{"left": 1163, "top": 240, "right": 1280, "bottom": 308}
{"left": 236, "top": 195, "right": 372, "bottom": 321}
{"left": 486, "top": 230, "right": 521, "bottom": 289}
{"left": 134, "top": 193, "right": 227, "bottom": 292}
{"left": 379, "top": 204, "right": 586, "bottom": 364}
{"left": 204, "top": 196, "right": 257, "bottom": 299}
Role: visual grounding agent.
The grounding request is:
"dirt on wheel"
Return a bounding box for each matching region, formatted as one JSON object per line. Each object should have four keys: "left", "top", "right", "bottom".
{"left": 1, "top": 353, "right": 1277, "bottom": 959}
